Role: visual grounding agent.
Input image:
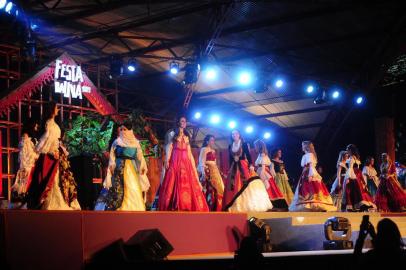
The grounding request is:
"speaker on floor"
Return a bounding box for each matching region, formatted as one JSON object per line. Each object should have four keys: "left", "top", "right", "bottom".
{"left": 91, "top": 238, "right": 128, "bottom": 264}
{"left": 125, "top": 229, "right": 174, "bottom": 261}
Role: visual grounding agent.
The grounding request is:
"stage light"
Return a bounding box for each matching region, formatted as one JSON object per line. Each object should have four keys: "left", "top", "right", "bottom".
{"left": 210, "top": 114, "right": 220, "bottom": 124}
{"left": 194, "top": 112, "right": 201, "bottom": 120}
{"left": 323, "top": 217, "right": 353, "bottom": 250}
{"left": 245, "top": 126, "right": 253, "bottom": 133}
{"left": 275, "top": 79, "right": 284, "bottom": 88}
{"left": 355, "top": 96, "right": 364, "bottom": 105}
{"left": 183, "top": 63, "right": 199, "bottom": 84}
{"left": 109, "top": 55, "right": 124, "bottom": 79}
{"left": 332, "top": 90, "right": 340, "bottom": 99}
{"left": 306, "top": 85, "right": 314, "bottom": 93}
{"left": 0, "top": 0, "right": 7, "bottom": 10}
{"left": 314, "top": 90, "right": 327, "bottom": 104}
{"left": 5, "top": 1, "right": 12, "bottom": 13}
{"left": 205, "top": 68, "right": 217, "bottom": 80}
{"left": 127, "top": 58, "right": 137, "bottom": 72}
{"left": 238, "top": 72, "right": 252, "bottom": 85}
{"left": 169, "top": 61, "right": 179, "bottom": 75}
{"left": 263, "top": 132, "right": 271, "bottom": 139}
{"left": 228, "top": 120, "right": 237, "bottom": 129}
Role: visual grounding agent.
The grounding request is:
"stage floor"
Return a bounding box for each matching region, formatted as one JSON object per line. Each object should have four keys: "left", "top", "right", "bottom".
{"left": 1, "top": 210, "right": 405, "bottom": 270}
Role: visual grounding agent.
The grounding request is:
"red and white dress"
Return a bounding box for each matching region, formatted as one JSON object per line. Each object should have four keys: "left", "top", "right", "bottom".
{"left": 375, "top": 162, "right": 406, "bottom": 212}
{"left": 343, "top": 157, "right": 376, "bottom": 211}
{"left": 255, "top": 153, "right": 288, "bottom": 209}
{"left": 157, "top": 132, "right": 209, "bottom": 211}
{"left": 289, "top": 153, "right": 336, "bottom": 212}
{"left": 198, "top": 147, "right": 225, "bottom": 211}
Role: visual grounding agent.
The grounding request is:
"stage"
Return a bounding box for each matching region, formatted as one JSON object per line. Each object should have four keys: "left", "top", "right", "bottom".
{"left": 1, "top": 210, "right": 405, "bottom": 270}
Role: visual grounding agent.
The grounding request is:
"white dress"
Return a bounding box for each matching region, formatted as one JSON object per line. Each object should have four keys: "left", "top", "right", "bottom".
{"left": 36, "top": 119, "right": 81, "bottom": 210}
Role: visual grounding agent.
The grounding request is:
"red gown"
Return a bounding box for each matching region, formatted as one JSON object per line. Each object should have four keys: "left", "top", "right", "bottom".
{"left": 158, "top": 135, "right": 209, "bottom": 211}
{"left": 201, "top": 151, "right": 224, "bottom": 211}
{"left": 375, "top": 162, "right": 406, "bottom": 212}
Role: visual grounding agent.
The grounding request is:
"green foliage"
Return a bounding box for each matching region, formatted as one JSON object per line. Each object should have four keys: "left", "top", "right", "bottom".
{"left": 65, "top": 115, "right": 114, "bottom": 157}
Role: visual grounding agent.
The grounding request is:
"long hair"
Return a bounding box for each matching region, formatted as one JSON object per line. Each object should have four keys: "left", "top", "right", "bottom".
{"left": 254, "top": 139, "right": 268, "bottom": 155}
{"left": 302, "top": 140, "right": 317, "bottom": 161}
{"left": 346, "top": 144, "right": 360, "bottom": 160}
{"left": 22, "top": 118, "right": 39, "bottom": 139}
{"left": 40, "top": 101, "right": 58, "bottom": 136}
{"left": 365, "top": 156, "right": 374, "bottom": 166}
{"left": 202, "top": 134, "right": 215, "bottom": 148}
{"left": 172, "top": 115, "right": 190, "bottom": 143}
{"left": 373, "top": 218, "right": 405, "bottom": 252}
{"left": 270, "top": 147, "right": 282, "bottom": 159}
{"left": 337, "top": 150, "right": 347, "bottom": 167}
{"left": 380, "top": 153, "right": 391, "bottom": 172}
{"left": 230, "top": 129, "right": 244, "bottom": 144}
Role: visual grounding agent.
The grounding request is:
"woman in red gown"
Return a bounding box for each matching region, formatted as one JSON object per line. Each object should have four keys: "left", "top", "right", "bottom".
{"left": 157, "top": 116, "right": 208, "bottom": 211}
{"left": 375, "top": 153, "right": 406, "bottom": 212}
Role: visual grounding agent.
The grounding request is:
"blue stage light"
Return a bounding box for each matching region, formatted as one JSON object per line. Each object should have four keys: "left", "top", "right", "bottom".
{"left": 170, "top": 61, "right": 179, "bottom": 75}
{"left": 263, "top": 132, "right": 271, "bottom": 139}
{"left": 127, "top": 58, "right": 137, "bottom": 72}
{"left": 210, "top": 114, "right": 221, "bottom": 124}
{"left": 356, "top": 96, "right": 364, "bottom": 104}
{"left": 275, "top": 79, "right": 284, "bottom": 88}
{"left": 5, "top": 1, "right": 12, "bottom": 13}
{"left": 194, "top": 112, "right": 201, "bottom": 119}
{"left": 0, "top": 0, "right": 7, "bottom": 10}
{"left": 332, "top": 90, "right": 340, "bottom": 99}
{"left": 205, "top": 68, "right": 217, "bottom": 80}
{"left": 245, "top": 126, "right": 254, "bottom": 133}
{"left": 238, "top": 72, "right": 252, "bottom": 85}
{"left": 228, "top": 120, "right": 237, "bottom": 129}
{"left": 306, "top": 85, "right": 314, "bottom": 93}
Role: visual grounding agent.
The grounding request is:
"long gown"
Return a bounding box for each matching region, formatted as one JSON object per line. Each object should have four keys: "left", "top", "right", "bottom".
{"left": 27, "top": 119, "right": 80, "bottom": 210}
{"left": 198, "top": 147, "right": 225, "bottom": 211}
{"left": 95, "top": 135, "right": 149, "bottom": 211}
{"left": 157, "top": 132, "right": 209, "bottom": 211}
{"left": 289, "top": 153, "right": 336, "bottom": 212}
{"left": 272, "top": 159, "right": 294, "bottom": 204}
{"left": 11, "top": 135, "right": 38, "bottom": 203}
{"left": 375, "top": 162, "right": 406, "bottom": 212}
{"left": 223, "top": 140, "right": 273, "bottom": 212}
{"left": 342, "top": 157, "right": 376, "bottom": 211}
{"left": 255, "top": 153, "right": 288, "bottom": 209}
{"left": 330, "top": 162, "right": 347, "bottom": 211}
{"left": 362, "top": 165, "right": 379, "bottom": 198}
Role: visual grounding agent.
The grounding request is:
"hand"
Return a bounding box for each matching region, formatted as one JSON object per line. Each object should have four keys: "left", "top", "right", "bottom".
{"left": 249, "top": 165, "right": 255, "bottom": 172}
{"left": 165, "top": 161, "right": 169, "bottom": 170}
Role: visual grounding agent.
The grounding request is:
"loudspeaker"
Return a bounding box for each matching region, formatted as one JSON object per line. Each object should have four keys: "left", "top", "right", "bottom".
{"left": 91, "top": 239, "right": 128, "bottom": 264}
{"left": 125, "top": 229, "right": 174, "bottom": 261}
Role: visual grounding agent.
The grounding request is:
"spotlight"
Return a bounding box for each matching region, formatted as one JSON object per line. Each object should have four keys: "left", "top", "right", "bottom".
{"left": 109, "top": 55, "right": 124, "bottom": 79}
{"left": 306, "top": 85, "right": 315, "bottom": 93}
{"left": 127, "top": 58, "right": 137, "bottom": 72}
{"left": 323, "top": 217, "right": 353, "bottom": 250}
{"left": 0, "top": 0, "right": 7, "bottom": 10}
{"left": 183, "top": 63, "right": 199, "bottom": 84}
{"left": 245, "top": 126, "right": 254, "bottom": 134}
{"left": 275, "top": 79, "right": 284, "bottom": 89}
{"left": 355, "top": 96, "right": 364, "bottom": 105}
{"left": 194, "top": 112, "right": 201, "bottom": 120}
{"left": 205, "top": 68, "right": 217, "bottom": 80}
{"left": 248, "top": 217, "right": 272, "bottom": 252}
{"left": 332, "top": 90, "right": 340, "bottom": 99}
{"left": 314, "top": 90, "right": 327, "bottom": 104}
{"left": 5, "top": 2, "right": 12, "bottom": 13}
{"left": 263, "top": 132, "right": 271, "bottom": 139}
{"left": 238, "top": 72, "right": 252, "bottom": 86}
{"left": 210, "top": 114, "right": 220, "bottom": 124}
{"left": 169, "top": 61, "right": 179, "bottom": 75}
{"left": 228, "top": 121, "right": 237, "bottom": 129}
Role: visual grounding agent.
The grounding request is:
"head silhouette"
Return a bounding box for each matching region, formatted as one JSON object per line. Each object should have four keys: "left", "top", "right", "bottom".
{"left": 373, "top": 218, "right": 405, "bottom": 252}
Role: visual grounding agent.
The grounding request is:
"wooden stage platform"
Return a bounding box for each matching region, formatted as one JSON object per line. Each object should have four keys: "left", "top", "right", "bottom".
{"left": 1, "top": 210, "right": 405, "bottom": 270}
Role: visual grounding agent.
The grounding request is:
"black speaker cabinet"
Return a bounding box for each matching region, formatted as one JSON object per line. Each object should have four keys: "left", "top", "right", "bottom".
{"left": 125, "top": 229, "right": 174, "bottom": 261}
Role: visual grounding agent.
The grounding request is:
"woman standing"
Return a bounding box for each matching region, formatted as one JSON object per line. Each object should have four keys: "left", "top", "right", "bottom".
{"left": 27, "top": 102, "right": 80, "bottom": 210}
{"left": 223, "top": 130, "right": 272, "bottom": 212}
{"left": 362, "top": 156, "right": 379, "bottom": 198}
{"left": 375, "top": 153, "right": 406, "bottom": 212}
{"left": 95, "top": 121, "right": 149, "bottom": 211}
{"left": 254, "top": 139, "right": 288, "bottom": 210}
{"left": 157, "top": 116, "right": 208, "bottom": 211}
{"left": 271, "top": 148, "right": 294, "bottom": 204}
{"left": 343, "top": 144, "right": 376, "bottom": 212}
{"left": 198, "top": 135, "right": 225, "bottom": 211}
{"left": 289, "top": 141, "right": 336, "bottom": 212}
{"left": 330, "top": 151, "right": 348, "bottom": 211}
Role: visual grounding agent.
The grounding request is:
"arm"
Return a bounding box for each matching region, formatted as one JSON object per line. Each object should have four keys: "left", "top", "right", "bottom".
{"left": 35, "top": 121, "right": 50, "bottom": 153}
{"left": 269, "top": 161, "right": 276, "bottom": 177}
{"left": 164, "top": 131, "right": 174, "bottom": 169}
{"left": 243, "top": 143, "right": 254, "bottom": 171}
{"left": 103, "top": 142, "right": 116, "bottom": 189}
{"left": 135, "top": 140, "right": 148, "bottom": 175}
{"left": 336, "top": 165, "right": 343, "bottom": 187}
{"left": 198, "top": 147, "right": 207, "bottom": 174}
